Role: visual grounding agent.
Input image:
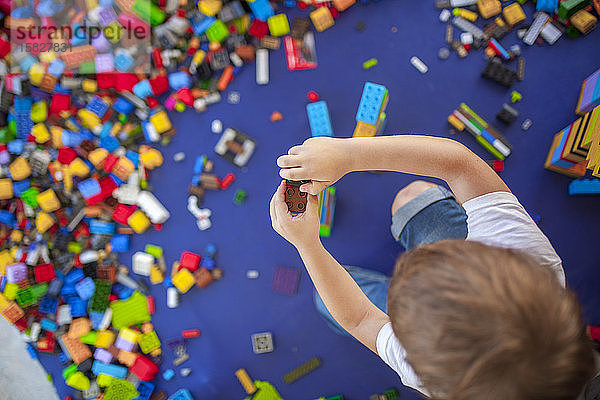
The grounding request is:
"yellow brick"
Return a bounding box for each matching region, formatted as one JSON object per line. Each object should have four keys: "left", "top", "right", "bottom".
{"left": 96, "top": 374, "right": 113, "bottom": 387}
{"left": 4, "top": 283, "right": 19, "bottom": 301}
{"left": 69, "top": 158, "right": 91, "bottom": 177}
{"left": 477, "top": 0, "right": 501, "bottom": 19}
{"left": 0, "top": 178, "right": 13, "bottom": 200}
{"left": 353, "top": 122, "right": 377, "bottom": 137}
{"left": 78, "top": 109, "right": 101, "bottom": 130}
{"left": 37, "top": 189, "right": 61, "bottom": 212}
{"left": 139, "top": 149, "right": 163, "bottom": 170}
{"left": 112, "top": 157, "right": 135, "bottom": 181}
{"left": 310, "top": 7, "right": 334, "bottom": 32}
{"left": 494, "top": 16, "right": 505, "bottom": 26}
{"left": 88, "top": 148, "right": 109, "bottom": 169}
{"left": 128, "top": 210, "right": 151, "bottom": 234}
{"left": 119, "top": 327, "right": 140, "bottom": 343}
{"left": 82, "top": 79, "right": 98, "bottom": 93}
{"left": 10, "top": 230, "right": 22, "bottom": 243}
{"left": 198, "top": 0, "right": 222, "bottom": 15}
{"left": 9, "top": 157, "right": 31, "bottom": 181}
{"left": 32, "top": 123, "right": 51, "bottom": 144}
{"left": 39, "top": 51, "right": 56, "bottom": 64}
{"left": 0, "top": 250, "right": 15, "bottom": 276}
{"left": 36, "top": 212, "right": 56, "bottom": 234}
{"left": 149, "top": 111, "right": 172, "bottom": 134}
{"left": 31, "top": 101, "right": 48, "bottom": 123}
{"left": 95, "top": 330, "right": 116, "bottom": 348}
{"left": 29, "top": 63, "right": 45, "bottom": 86}
{"left": 502, "top": 3, "right": 525, "bottom": 25}
{"left": 150, "top": 265, "right": 165, "bottom": 284}
{"left": 50, "top": 126, "right": 64, "bottom": 148}
{"left": 172, "top": 268, "right": 195, "bottom": 293}
{"left": 0, "top": 292, "right": 11, "bottom": 311}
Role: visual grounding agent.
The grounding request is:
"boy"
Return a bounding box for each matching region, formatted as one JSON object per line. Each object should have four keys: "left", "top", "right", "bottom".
{"left": 269, "top": 135, "right": 596, "bottom": 399}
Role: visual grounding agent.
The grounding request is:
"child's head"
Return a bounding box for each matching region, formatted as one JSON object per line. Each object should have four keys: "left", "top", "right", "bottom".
{"left": 387, "top": 240, "right": 595, "bottom": 400}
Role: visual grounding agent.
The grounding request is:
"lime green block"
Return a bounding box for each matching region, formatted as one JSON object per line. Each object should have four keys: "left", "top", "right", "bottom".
{"left": 245, "top": 381, "right": 283, "bottom": 400}
{"left": 131, "top": 0, "right": 166, "bottom": 26}
{"left": 109, "top": 291, "right": 150, "bottom": 330}
{"left": 267, "top": 14, "right": 290, "bottom": 37}
{"left": 144, "top": 244, "right": 163, "bottom": 258}
{"left": 4, "top": 283, "right": 19, "bottom": 300}
{"left": 362, "top": 58, "right": 378, "bottom": 70}
{"left": 62, "top": 363, "right": 78, "bottom": 380}
{"left": 16, "top": 287, "right": 36, "bottom": 307}
{"left": 103, "top": 379, "right": 139, "bottom": 400}
{"left": 65, "top": 371, "right": 90, "bottom": 391}
{"left": 97, "top": 374, "right": 113, "bottom": 387}
{"left": 20, "top": 187, "right": 40, "bottom": 208}
{"left": 79, "top": 61, "right": 96, "bottom": 74}
{"left": 80, "top": 331, "right": 98, "bottom": 345}
{"left": 67, "top": 241, "right": 83, "bottom": 254}
{"left": 31, "top": 283, "right": 48, "bottom": 299}
{"left": 206, "top": 20, "right": 229, "bottom": 43}
{"left": 31, "top": 101, "right": 48, "bottom": 123}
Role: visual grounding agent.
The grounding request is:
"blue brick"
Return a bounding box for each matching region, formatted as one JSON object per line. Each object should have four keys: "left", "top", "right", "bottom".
{"left": 306, "top": 101, "right": 333, "bottom": 137}
{"left": 48, "top": 59, "right": 65, "bottom": 77}
{"left": 113, "top": 98, "right": 135, "bottom": 116}
{"left": 75, "top": 277, "right": 95, "bottom": 300}
{"left": 65, "top": 268, "right": 85, "bottom": 286}
{"left": 78, "top": 178, "right": 102, "bottom": 199}
{"left": 569, "top": 179, "right": 600, "bottom": 195}
{"left": 89, "top": 311, "right": 104, "bottom": 330}
{"left": 356, "top": 82, "right": 387, "bottom": 125}
{"left": 92, "top": 361, "right": 128, "bottom": 379}
{"left": 89, "top": 220, "right": 116, "bottom": 235}
{"left": 12, "top": 179, "right": 30, "bottom": 197}
{"left": 40, "top": 318, "right": 58, "bottom": 331}
{"left": 125, "top": 150, "right": 139, "bottom": 165}
{"left": 110, "top": 235, "right": 130, "bottom": 252}
{"left": 192, "top": 16, "right": 215, "bottom": 35}
{"left": 100, "top": 134, "right": 120, "bottom": 152}
{"left": 48, "top": 279, "right": 63, "bottom": 297}
{"left": 167, "top": 389, "right": 194, "bottom": 400}
{"left": 86, "top": 96, "right": 109, "bottom": 118}
{"left": 0, "top": 210, "right": 16, "bottom": 228}
{"left": 26, "top": 344, "right": 38, "bottom": 359}
{"left": 39, "top": 295, "right": 58, "bottom": 314}
{"left": 135, "top": 381, "right": 155, "bottom": 400}
{"left": 248, "top": 0, "right": 273, "bottom": 21}
{"left": 69, "top": 298, "right": 87, "bottom": 317}
{"left": 162, "top": 369, "right": 175, "bottom": 381}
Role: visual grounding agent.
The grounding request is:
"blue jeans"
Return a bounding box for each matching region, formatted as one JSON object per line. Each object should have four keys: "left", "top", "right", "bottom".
{"left": 315, "top": 185, "right": 468, "bottom": 335}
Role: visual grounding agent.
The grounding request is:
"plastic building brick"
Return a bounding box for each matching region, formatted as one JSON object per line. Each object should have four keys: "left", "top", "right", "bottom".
{"left": 193, "top": 267, "right": 214, "bottom": 288}
{"left": 247, "top": 381, "right": 283, "bottom": 400}
{"left": 310, "top": 7, "right": 334, "bottom": 32}
{"left": 268, "top": 14, "right": 290, "bottom": 37}
{"left": 235, "top": 368, "right": 257, "bottom": 395}
{"left": 234, "top": 189, "right": 247, "bottom": 204}
{"left": 502, "top": 3, "right": 526, "bottom": 26}
{"left": 68, "top": 318, "right": 92, "bottom": 338}
{"left": 248, "top": 0, "right": 274, "bottom": 21}
{"left": 571, "top": 10, "right": 597, "bottom": 34}
{"left": 285, "top": 180, "right": 309, "bottom": 213}
{"left": 75, "top": 277, "right": 96, "bottom": 300}
{"left": 306, "top": 101, "right": 333, "bottom": 137}
{"left": 569, "top": 179, "right": 600, "bottom": 195}
{"left": 283, "top": 357, "right": 322, "bottom": 384}
{"left": 167, "top": 389, "right": 194, "bottom": 400}
{"left": 180, "top": 251, "right": 201, "bottom": 271}
{"left": 272, "top": 266, "right": 301, "bottom": 295}
{"left": 318, "top": 186, "right": 336, "bottom": 237}
{"left": 356, "top": 82, "right": 389, "bottom": 126}
{"left": 214, "top": 128, "right": 256, "bottom": 167}
{"left": 481, "top": 59, "right": 518, "bottom": 87}
{"left": 172, "top": 268, "right": 195, "bottom": 293}
{"left": 252, "top": 332, "right": 274, "bottom": 354}
{"left": 182, "top": 329, "right": 201, "bottom": 338}
{"left": 109, "top": 291, "right": 151, "bottom": 330}
{"left": 558, "top": 0, "right": 589, "bottom": 19}
{"left": 256, "top": 48, "right": 269, "bottom": 85}
{"left": 162, "top": 369, "right": 175, "bottom": 381}
{"left": 206, "top": 19, "right": 229, "bottom": 43}
{"left": 496, "top": 103, "right": 519, "bottom": 124}
{"left": 333, "top": 0, "right": 356, "bottom": 11}
{"left": 102, "top": 378, "right": 139, "bottom": 400}
{"left": 477, "top": 0, "right": 501, "bottom": 18}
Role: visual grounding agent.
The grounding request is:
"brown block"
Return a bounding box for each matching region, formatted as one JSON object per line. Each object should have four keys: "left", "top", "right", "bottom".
{"left": 285, "top": 180, "right": 309, "bottom": 213}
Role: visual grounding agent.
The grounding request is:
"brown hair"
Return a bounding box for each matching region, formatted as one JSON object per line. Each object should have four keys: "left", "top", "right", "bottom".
{"left": 387, "top": 240, "right": 595, "bottom": 400}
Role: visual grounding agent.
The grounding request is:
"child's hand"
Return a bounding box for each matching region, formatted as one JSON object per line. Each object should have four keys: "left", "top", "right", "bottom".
{"left": 269, "top": 181, "right": 321, "bottom": 250}
{"left": 277, "top": 137, "right": 352, "bottom": 195}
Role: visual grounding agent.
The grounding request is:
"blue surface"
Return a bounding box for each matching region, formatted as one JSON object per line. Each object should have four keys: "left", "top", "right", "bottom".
{"left": 38, "top": 1, "right": 600, "bottom": 399}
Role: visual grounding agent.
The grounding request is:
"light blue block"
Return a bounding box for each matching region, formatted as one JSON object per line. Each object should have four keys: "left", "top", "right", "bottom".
{"left": 167, "top": 389, "right": 194, "bottom": 400}
{"left": 162, "top": 369, "right": 175, "bottom": 381}
{"left": 248, "top": 0, "right": 273, "bottom": 21}
{"left": 306, "top": 101, "right": 333, "bottom": 137}
{"left": 356, "top": 82, "right": 387, "bottom": 125}
{"left": 92, "top": 361, "right": 128, "bottom": 379}
{"left": 569, "top": 179, "right": 600, "bottom": 195}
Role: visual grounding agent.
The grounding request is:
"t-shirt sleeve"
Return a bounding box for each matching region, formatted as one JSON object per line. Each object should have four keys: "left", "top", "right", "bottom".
{"left": 376, "top": 322, "right": 429, "bottom": 396}
{"left": 463, "top": 191, "right": 565, "bottom": 287}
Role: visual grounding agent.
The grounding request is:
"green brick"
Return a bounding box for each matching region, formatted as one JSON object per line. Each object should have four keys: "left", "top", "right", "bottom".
{"left": 138, "top": 331, "right": 160, "bottom": 354}
{"left": 206, "top": 20, "right": 229, "bottom": 43}
{"left": 558, "top": 0, "right": 590, "bottom": 19}
{"left": 16, "top": 287, "right": 36, "bottom": 307}
{"left": 109, "top": 291, "right": 150, "bottom": 330}
{"left": 144, "top": 244, "right": 163, "bottom": 258}
{"left": 103, "top": 379, "right": 139, "bottom": 400}
{"left": 62, "top": 363, "right": 78, "bottom": 380}
{"left": 31, "top": 283, "right": 48, "bottom": 299}
{"left": 80, "top": 331, "right": 98, "bottom": 345}
{"left": 20, "top": 188, "right": 40, "bottom": 208}
{"left": 89, "top": 280, "right": 111, "bottom": 313}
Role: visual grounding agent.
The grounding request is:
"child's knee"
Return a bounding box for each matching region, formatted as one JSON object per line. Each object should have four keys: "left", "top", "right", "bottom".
{"left": 391, "top": 180, "right": 437, "bottom": 215}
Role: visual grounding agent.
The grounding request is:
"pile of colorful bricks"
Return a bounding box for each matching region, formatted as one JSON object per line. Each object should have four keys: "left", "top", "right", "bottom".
{"left": 0, "top": 0, "right": 376, "bottom": 399}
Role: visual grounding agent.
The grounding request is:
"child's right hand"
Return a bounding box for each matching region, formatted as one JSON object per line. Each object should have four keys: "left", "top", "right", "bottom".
{"left": 277, "top": 137, "right": 352, "bottom": 195}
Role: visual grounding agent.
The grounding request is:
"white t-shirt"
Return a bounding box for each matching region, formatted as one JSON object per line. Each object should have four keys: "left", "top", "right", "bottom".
{"left": 376, "top": 191, "right": 565, "bottom": 395}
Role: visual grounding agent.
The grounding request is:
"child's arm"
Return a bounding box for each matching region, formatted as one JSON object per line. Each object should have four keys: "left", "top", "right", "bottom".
{"left": 269, "top": 181, "right": 389, "bottom": 353}
{"left": 277, "top": 135, "right": 509, "bottom": 203}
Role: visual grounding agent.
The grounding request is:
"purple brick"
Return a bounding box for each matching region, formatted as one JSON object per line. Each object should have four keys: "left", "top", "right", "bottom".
{"left": 94, "top": 348, "right": 113, "bottom": 363}
{"left": 91, "top": 33, "right": 112, "bottom": 53}
{"left": 95, "top": 54, "right": 114, "bottom": 73}
{"left": 98, "top": 6, "right": 118, "bottom": 28}
{"left": 114, "top": 336, "right": 135, "bottom": 352}
{"left": 272, "top": 267, "right": 300, "bottom": 295}
{"left": 6, "top": 263, "right": 27, "bottom": 283}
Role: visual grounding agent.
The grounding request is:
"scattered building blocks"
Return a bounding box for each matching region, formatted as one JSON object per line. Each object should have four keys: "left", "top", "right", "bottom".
{"left": 569, "top": 179, "right": 600, "bottom": 195}
{"left": 306, "top": 101, "right": 334, "bottom": 137}
{"left": 354, "top": 82, "right": 389, "bottom": 137}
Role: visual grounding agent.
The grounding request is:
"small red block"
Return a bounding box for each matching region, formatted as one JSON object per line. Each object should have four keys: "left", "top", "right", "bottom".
{"left": 182, "top": 329, "right": 201, "bottom": 338}
{"left": 307, "top": 91, "right": 319, "bottom": 102}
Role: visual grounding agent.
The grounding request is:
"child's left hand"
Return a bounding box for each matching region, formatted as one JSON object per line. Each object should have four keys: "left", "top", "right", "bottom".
{"left": 269, "top": 181, "right": 321, "bottom": 250}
